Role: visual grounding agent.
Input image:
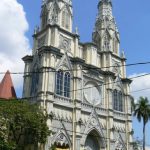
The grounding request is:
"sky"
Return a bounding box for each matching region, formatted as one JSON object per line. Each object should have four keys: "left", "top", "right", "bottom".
{"left": 0, "top": 0, "right": 150, "bottom": 147}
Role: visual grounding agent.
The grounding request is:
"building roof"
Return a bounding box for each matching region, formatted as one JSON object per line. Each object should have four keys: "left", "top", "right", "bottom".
{"left": 0, "top": 70, "right": 16, "bottom": 99}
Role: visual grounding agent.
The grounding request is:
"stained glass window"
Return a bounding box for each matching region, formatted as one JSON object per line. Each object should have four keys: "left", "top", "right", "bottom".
{"left": 113, "top": 90, "right": 123, "bottom": 112}
{"left": 113, "top": 89, "right": 118, "bottom": 110}
{"left": 119, "top": 91, "right": 123, "bottom": 112}
{"left": 64, "top": 72, "right": 71, "bottom": 98}
{"left": 56, "top": 70, "right": 71, "bottom": 98}
{"left": 56, "top": 70, "right": 63, "bottom": 95}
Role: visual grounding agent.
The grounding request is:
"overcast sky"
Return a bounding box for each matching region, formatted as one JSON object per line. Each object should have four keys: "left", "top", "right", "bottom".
{"left": 0, "top": 0, "right": 150, "bottom": 146}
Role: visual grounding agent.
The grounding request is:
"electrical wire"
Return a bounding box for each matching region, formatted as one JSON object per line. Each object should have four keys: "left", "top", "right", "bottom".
{"left": 16, "top": 72, "right": 150, "bottom": 102}
{"left": 0, "top": 61, "right": 150, "bottom": 74}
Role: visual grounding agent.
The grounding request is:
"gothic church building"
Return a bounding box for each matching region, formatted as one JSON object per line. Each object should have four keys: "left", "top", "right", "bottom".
{"left": 23, "top": 0, "right": 133, "bottom": 150}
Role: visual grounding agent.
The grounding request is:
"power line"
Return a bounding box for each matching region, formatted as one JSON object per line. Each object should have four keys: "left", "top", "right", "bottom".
{"left": 56, "top": 73, "right": 150, "bottom": 95}
{"left": 1, "top": 61, "right": 150, "bottom": 74}
{"left": 19, "top": 73, "right": 150, "bottom": 99}
{"left": 18, "top": 73, "right": 150, "bottom": 105}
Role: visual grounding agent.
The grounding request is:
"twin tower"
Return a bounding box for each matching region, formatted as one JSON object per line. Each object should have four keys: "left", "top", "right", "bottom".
{"left": 23, "top": 0, "right": 133, "bottom": 150}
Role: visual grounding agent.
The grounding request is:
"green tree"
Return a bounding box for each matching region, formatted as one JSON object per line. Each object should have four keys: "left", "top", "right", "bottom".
{"left": 133, "top": 97, "right": 150, "bottom": 150}
{"left": 0, "top": 99, "right": 50, "bottom": 150}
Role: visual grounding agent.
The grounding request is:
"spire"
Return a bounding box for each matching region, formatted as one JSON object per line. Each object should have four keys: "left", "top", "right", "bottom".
{"left": 0, "top": 70, "right": 16, "bottom": 99}
{"left": 93, "top": 0, "right": 120, "bottom": 55}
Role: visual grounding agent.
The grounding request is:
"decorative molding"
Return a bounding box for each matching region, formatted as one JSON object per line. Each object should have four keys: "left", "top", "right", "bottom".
{"left": 59, "top": 34, "right": 71, "bottom": 53}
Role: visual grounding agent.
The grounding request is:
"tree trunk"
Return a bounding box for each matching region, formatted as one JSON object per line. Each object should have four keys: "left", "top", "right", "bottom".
{"left": 143, "top": 122, "right": 146, "bottom": 150}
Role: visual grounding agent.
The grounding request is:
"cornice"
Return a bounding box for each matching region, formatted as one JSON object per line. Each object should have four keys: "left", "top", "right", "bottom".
{"left": 33, "top": 24, "right": 79, "bottom": 39}
{"left": 22, "top": 55, "right": 33, "bottom": 62}
{"left": 121, "top": 78, "right": 132, "bottom": 84}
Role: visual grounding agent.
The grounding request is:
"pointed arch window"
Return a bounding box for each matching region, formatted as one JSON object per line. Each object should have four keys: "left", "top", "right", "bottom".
{"left": 56, "top": 70, "right": 71, "bottom": 98}
{"left": 56, "top": 70, "right": 63, "bottom": 95}
{"left": 113, "top": 89, "right": 118, "bottom": 110}
{"left": 64, "top": 72, "right": 71, "bottom": 97}
{"left": 119, "top": 91, "right": 123, "bottom": 112}
{"left": 113, "top": 89, "right": 124, "bottom": 112}
{"left": 62, "top": 9, "right": 70, "bottom": 30}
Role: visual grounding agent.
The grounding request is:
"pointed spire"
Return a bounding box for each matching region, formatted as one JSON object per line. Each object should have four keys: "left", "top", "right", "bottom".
{"left": 0, "top": 70, "right": 16, "bottom": 99}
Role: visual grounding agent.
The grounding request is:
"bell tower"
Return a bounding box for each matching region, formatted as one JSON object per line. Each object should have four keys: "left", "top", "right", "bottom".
{"left": 32, "top": 0, "right": 74, "bottom": 56}
{"left": 93, "top": 0, "right": 120, "bottom": 56}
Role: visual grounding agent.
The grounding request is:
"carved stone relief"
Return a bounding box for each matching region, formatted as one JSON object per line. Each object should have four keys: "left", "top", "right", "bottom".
{"left": 112, "top": 59, "right": 121, "bottom": 75}
{"left": 59, "top": 35, "right": 71, "bottom": 52}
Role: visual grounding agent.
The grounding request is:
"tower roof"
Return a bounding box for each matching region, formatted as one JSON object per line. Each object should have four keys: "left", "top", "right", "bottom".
{"left": 0, "top": 70, "right": 16, "bottom": 99}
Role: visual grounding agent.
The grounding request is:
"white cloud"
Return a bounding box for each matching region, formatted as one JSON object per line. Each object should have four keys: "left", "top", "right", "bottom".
{"left": 130, "top": 73, "right": 150, "bottom": 102}
{"left": 0, "top": 0, "right": 31, "bottom": 95}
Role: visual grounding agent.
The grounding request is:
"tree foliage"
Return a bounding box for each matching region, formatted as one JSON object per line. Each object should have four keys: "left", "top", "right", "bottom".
{"left": 0, "top": 99, "right": 50, "bottom": 150}
{"left": 133, "top": 97, "right": 150, "bottom": 150}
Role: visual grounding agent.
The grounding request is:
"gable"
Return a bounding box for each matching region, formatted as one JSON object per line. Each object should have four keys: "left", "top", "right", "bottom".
{"left": 80, "top": 108, "right": 106, "bottom": 148}
{"left": 56, "top": 53, "right": 73, "bottom": 74}
{"left": 113, "top": 76, "right": 123, "bottom": 92}
{"left": 102, "top": 28, "right": 112, "bottom": 39}
{"left": 51, "top": 121, "right": 72, "bottom": 147}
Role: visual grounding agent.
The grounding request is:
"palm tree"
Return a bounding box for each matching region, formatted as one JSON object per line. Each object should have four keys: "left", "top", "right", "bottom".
{"left": 133, "top": 97, "right": 150, "bottom": 150}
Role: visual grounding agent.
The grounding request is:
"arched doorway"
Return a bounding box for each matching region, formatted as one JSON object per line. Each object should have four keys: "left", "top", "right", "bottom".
{"left": 85, "top": 131, "right": 100, "bottom": 150}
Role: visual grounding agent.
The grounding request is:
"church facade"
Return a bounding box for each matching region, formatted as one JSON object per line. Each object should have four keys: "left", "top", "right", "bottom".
{"left": 23, "top": 0, "right": 133, "bottom": 150}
